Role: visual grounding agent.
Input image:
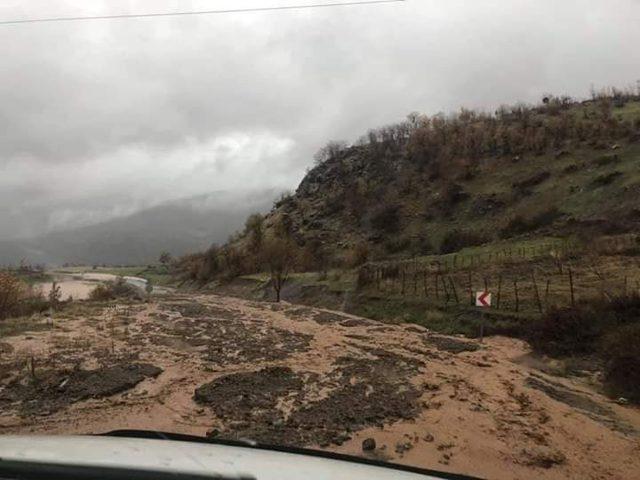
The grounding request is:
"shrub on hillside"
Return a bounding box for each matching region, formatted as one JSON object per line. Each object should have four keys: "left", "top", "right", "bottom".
{"left": 322, "top": 193, "right": 345, "bottom": 216}
{"left": 527, "top": 306, "right": 603, "bottom": 356}
{"left": 313, "top": 140, "right": 348, "bottom": 166}
{"left": 590, "top": 171, "right": 622, "bottom": 188}
{"left": 562, "top": 163, "right": 580, "bottom": 174}
{"left": 11, "top": 294, "right": 49, "bottom": 318}
{"left": 412, "top": 235, "right": 434, "bottom": 255}
{"left": 0, "top": 272, "right": 24, "bottom": 320}
{"left": 173, "top": 252, "right": 207, "bottom": 282}
{"left": 274, "top": 192, "right": 295, "bottom": 210}
{"left": 604, "top": 293, "right": 640, "bottom": 321}
{"left": 512, "top": 171, "right": 551, "bottom": 191}
{"left": 439, "top": 230, "right": 487, "bottom": 254}
{"left": 602, "top": 324, "right": 640, "bottom": 402}
{"left": 528, "top": 294, "right": 640, "bottom": 402}
{"left": 384, "top": 236, "right": 411, "bottom": 254}
{"left": 595, "top": 154, "right": 619, "bottom": 167}
{"left": 89, "top": 277, "right": 141, "bottom": 301}
{"left": 196, "top": 245, "right": 222, "bottom": 283}
{"left": 244, "top": 213, "right": 264, "bottom": 254}
{"left": 0, "top": 273, "right": 51, "bottom": 319}
{"left": 370, "top": 204, "right": 400, "bottom": 234}
{"left": 437, "top": 182, "right": 469, "bottom": 209}
{"left": 344, "top": 242, "right": 370, "bottom": 268}
{"left": 500, "top": 207, "right": 561, "bottom": 238}
{"left": 88, "top": 284, "right": 116, "bottom": 301}
{"left": 298, "top": 239, "right": 328, "bottom": 273}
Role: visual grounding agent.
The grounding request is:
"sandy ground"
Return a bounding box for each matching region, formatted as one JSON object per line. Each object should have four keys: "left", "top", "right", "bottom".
{"left": 1, "top": 293, "right": 639, "bottom": 480}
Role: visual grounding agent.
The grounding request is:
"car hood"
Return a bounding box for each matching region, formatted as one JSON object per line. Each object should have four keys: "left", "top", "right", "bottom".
{"left": 0, "top": 435, "right": 456, "bottom": 480}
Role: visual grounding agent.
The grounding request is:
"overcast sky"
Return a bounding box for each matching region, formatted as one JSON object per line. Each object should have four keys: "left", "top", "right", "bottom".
{"left": 1, "top": 0, "right": 639, "bottom": 239}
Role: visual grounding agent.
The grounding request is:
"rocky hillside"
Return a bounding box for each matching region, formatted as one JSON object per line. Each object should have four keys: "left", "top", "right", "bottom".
{"left": 260, "top": 94, "right": 640, "bottom": 261}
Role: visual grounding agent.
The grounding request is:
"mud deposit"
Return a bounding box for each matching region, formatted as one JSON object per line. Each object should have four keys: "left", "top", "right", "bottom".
{"left": 1, "top": 293, "right": 640, "bottom": 480}
{"left": 195, "top": 351, "right": 422, "bottom": 447}
{"left": 425, "top": 335, "right": 480, "bottom": 354}
{"left": 0, "top": 363, "right": 161, "bottom": 415}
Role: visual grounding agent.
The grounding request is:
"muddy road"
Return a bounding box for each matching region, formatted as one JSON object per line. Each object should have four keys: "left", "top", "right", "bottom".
{"left": 1, "top": 294, "right": 639, "bottom": 479}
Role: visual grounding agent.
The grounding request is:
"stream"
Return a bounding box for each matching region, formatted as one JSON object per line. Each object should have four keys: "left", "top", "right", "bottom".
{"left": 35, "top": 272, "right": 156, "bottom": 300}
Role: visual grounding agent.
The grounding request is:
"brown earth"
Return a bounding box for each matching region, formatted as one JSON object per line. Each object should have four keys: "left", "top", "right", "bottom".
{"left": 1, "top": 293, "right": 639, "bottom": 479}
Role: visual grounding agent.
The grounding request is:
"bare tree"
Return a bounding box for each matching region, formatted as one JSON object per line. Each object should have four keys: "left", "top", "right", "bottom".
{"left": 159, "top": 251, "right": 173, "bottom": 265}
{"left": 244, "top": 213, "right": 265, "bottom": 253}
{"left": 261, "top": 236, "right": 297, "bottom": 302}
{"left": 313, "top": 140, "right": 347, "bottom": 165}
{"left": 48, "top": 281, "right": 62, "bottom": 310}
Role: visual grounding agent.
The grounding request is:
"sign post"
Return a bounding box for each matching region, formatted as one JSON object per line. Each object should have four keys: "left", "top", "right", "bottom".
{"left": 475, "top": 291, "right": 492, "bottom": 343}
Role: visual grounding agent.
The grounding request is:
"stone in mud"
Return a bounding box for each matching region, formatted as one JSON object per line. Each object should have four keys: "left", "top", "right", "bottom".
{"left": 521, "top": 446, "right": 566, "bottom": 468}
{"left": 395, "top": 439, "right": 414, "bottom": 454}
{"left": 362, "top": 437, "right": 377, "bottom": 451}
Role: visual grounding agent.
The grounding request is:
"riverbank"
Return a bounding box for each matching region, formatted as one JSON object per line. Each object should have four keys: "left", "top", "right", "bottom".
{"left": 36, "top": 269, "right": 172, "bottom": 301}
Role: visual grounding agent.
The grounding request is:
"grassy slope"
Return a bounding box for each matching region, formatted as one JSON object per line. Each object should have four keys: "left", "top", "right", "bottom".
{"left": 407, "top": 140, "right": 639, "bottom": 247}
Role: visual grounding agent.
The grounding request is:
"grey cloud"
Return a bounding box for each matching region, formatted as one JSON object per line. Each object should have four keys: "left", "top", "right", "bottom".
{"left": 1, "top": 0, "right": 639, "bottom": 239}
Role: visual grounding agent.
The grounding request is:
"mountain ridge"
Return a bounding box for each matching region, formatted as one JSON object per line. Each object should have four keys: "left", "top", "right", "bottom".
{"left": 0, "top": 190, "right": 278, "bottom": 266}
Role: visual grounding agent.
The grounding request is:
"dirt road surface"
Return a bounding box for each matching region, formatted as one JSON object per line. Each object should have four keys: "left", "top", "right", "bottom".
{"left": 1, "top": 294, "right": 639, "bottom": 479}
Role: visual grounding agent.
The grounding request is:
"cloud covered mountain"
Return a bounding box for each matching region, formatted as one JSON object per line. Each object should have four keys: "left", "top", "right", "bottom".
{"left": 0, "top": 190, "right": 276, "bottom": 266}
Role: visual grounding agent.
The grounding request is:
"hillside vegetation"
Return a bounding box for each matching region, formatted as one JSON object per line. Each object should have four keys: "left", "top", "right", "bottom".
{"left": 177, "top": 87, "right": 640, "bottom": 280}
{"left": 277, "top": 95, "right": 640, "bottom": 260}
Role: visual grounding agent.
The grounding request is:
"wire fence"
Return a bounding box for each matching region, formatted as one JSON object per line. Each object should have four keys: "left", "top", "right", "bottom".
{"left": 358, "top": 234, "right": 640, "bottom": 313}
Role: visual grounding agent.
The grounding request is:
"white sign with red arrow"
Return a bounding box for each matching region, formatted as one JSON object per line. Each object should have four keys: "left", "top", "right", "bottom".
{"left": 476, "top": 291, "right": 492, "bottom": 307}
